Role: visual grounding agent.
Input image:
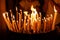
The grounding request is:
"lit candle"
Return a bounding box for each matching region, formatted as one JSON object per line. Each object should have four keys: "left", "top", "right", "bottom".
{"left": 6, "top": 12, "right": 12, "bottom": 27}
{"left": 19, "top": 10, "right": 22, "bottom": 30}
{"left": 37, "top": 17, "right": 41, "bottom": 33}
{"left": 12, "top": 15, "right": 17, "bottom": 32}
{"left": 31, "top": 5, "right": 37, "bottom": 26}
{"left": 16, "top": 7, "right": 18, "bottom": 21}
{"left": 43, "top": 17, "right": 46, "bottom": 32}
{"left": 52, "top": 6, "right": 58, "bottom": 30}
{"left": 27, "top": 15, "right": 30, "bottom": 33}
{"left": 46, "top": 15, "right": 50, "bottom": 32}
{"left": 39, "top": 12, "right": 42, "bottom": 32}
{"left": 31, "top": 13, "right": 37, "bottom": 33}
{"left": 9, "top": 9, "right": 13, "bottom": 17}
{"left": 50, "top": 14, "right": 53, "bottom": 24}
{"left": 14, "top": 21, "right": 17, "bottom": 32}
{"left": 39, "top": 13, "right": 42, "bottom": 27}
{"left": 9, "top": 9, "right": 13, "bottom": 22}
{"left": 24, "top": 16, "right": 27, "bottom": 32}
{"left": 3, "top": 13, "right": 12, "bottom": 31}
{"left": 20, "top": 12, "right": 22, "bottom": 26}
{"left": 24, "top": 11, "right": 28, "bottom": 16}
{"left": 12, "top": 15, "right": 16, "bottom": 32}
{"left": 20, "top": 9, "right": 22, "bottom": 19}
{"left": 18, "top": 13, "right": 21, "bottom": 32}
{"left": 50, "top": 14, "right": 53, "bottom": 31}
{"left": 23, "top": 11, "right": 28, "bottom": 32}
{"left": 20, "top": 10, "right": 22, "bottom": 29}
{"left": 47, "top": 17, "right": 50, "bottom": 32}
{"left": 16, "top": 20, "right": 19, "bottom": 32}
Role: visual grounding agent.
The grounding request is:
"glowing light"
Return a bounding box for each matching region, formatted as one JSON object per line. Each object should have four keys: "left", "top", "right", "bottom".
{"left": 54, "top": 6, "right": 57, "bottom": 12}
{"left": 24, "top": 11, "right": 28, "bottom": 16}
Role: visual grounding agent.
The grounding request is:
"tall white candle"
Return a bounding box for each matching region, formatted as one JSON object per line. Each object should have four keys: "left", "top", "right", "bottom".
{"left": 12, "top": 15, "right": 15, "bottom": 31}
{"left": 52, "top": 6, "right": 58, "bottom": 30}
{"left": 43, "top": 17, "right": 46, "bottom": 32}
{"left": 24, "top": 16, "right": 26, "bottom": 32}
{"left": 18, "top": 13, "right": 21, "bottom": 32}
{"left": 16, "top": 7, "right": 18, "bottom": 21}
{"left": 27, "top": 15, "right": 30, "bottom": 33}
{"left": 9, "top": 9, "right": 13, "bottom": 22}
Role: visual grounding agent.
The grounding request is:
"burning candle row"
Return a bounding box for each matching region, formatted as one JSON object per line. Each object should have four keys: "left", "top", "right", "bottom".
{"left": 3, "top": 5, "right": 58, "bottom": 34}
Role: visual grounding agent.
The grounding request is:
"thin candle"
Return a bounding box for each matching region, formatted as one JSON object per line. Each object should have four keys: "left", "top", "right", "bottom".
{"left": 50, "top": 14, "right": 53, "bottom": 30}
{"left": 24, "top": 16, "right": 27, "bottom": 32}
{"left": 37, "top": 17, "right": 41, "bottom": 33}
{"left": 12, "top": 15, "right": 15, "bottom": 31}
{"left": 16, "top": 7, "right": 18, "bottom": 21}
{"left": 27, "top": 15, "right": 30, "bottom": 33}
{"left": 18, "top": 13, "right": 21, "bottom": 32}
{"left": 3, "top": 13, "right": 12, "bottom": 31}
{"left": 43, "top": 17, "right": 46, "bottom": 32}
{"left": 52, "top": 6, "right": 58, "bottom": 30}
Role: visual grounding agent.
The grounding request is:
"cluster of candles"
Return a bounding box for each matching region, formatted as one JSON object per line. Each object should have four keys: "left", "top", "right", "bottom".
{"left": 3, "top": 5, "right": 58, "bottom": 34}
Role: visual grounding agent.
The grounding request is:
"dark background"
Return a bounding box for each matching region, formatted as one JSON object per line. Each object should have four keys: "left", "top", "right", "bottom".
{"left": 0, "top": 0, "right": 60, "bottom": 40}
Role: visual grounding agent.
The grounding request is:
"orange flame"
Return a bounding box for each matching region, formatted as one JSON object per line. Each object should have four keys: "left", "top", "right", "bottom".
{"left": 54, "top": 6, "right": 57, "bottom": 12}
{"left": 31, "top": 5, "right": 37, "bottom": 25}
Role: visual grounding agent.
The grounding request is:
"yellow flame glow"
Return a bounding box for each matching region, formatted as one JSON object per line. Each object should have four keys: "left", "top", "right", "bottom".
{"left": 54, "top": 6, "right": 57, "bottom": 12}
{"left": 3, "top": 13, "right": 5, "bottom": 18}
{"left": 24, "top": 11, "right": 28, "bottom": 16}
{"left": 31, "top": 5, "right": 38, "bottom": 25}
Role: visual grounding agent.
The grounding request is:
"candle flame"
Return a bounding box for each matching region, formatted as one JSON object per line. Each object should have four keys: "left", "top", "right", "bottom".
{"left": 54, "top": 6, "right": 57, "bottom": 12}
{"left": 31, "top": 5, "right": 37, "bottom": 14}
{"left": 31, "top": 5, "right": 37, "bottom": 20}
{"left": 31, "top": 5, "right": 37, "bottom": 25}
{"left": 3, "top": 13, "right": 5, "bottom": 18}
{"left": 24, "top": 11, "right": 28, "bottom": 16}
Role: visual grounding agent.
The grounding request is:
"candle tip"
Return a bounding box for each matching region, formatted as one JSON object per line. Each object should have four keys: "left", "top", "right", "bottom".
{"left": 24, "top": 11, "right": 28, "bottom": 16}
{"left": 54, "top": 6, "right": 57, "bottom": 12}
{"left": 9, "top": 9, "right": 12, "bottom": 12}
{"left": 3, "top": 13, "right": 5, "bottom": 18}
{"left": 44, "top": 17, "right": 45, "bottom": 19}
{"left": 16, "top": 6, "right": 18, "bottom": 11}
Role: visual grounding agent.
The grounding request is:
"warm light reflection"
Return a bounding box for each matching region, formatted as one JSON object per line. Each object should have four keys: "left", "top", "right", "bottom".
{"left": 3, "top": 5, "right": 58, "bottom": 34}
